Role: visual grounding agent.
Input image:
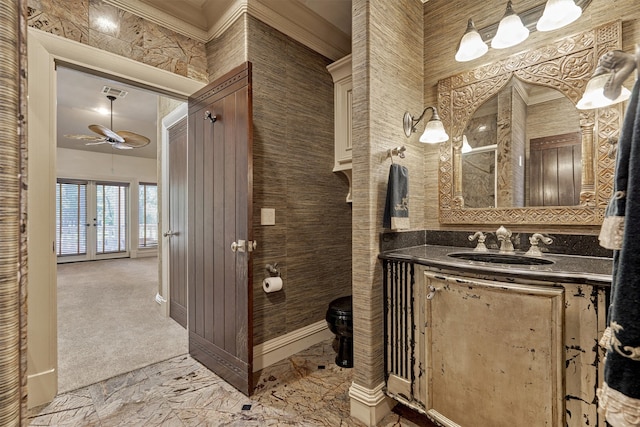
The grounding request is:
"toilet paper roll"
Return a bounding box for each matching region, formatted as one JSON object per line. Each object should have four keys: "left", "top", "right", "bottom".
{"left": 263, "top": 277, "right": 283, "bottom": 293}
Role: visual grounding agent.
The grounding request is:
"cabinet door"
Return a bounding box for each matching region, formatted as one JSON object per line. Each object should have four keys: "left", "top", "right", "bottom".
{"left": 424, "top": 272, "right": 564, "bottom": 427}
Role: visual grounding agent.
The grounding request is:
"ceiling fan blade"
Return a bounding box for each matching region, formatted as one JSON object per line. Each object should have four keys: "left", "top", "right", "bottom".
{"left": 113, "top": 142, "right": 134, "bottom": 150}
{"left": 89, "top": 124, "right": 125, "bottom": 143}
{"left": 64, "top": 133, "right": 106, "bottom": 142}
{"left": 117, "top": 131, "right": 151, "bottom": 148}
{"left": 85, "top": 141, "right": 109, "bottom": 146}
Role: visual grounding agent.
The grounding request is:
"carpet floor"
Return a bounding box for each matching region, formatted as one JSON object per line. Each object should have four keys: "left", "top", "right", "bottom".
{"left": 57, "top": 256, "right": 188, "bottom": 393}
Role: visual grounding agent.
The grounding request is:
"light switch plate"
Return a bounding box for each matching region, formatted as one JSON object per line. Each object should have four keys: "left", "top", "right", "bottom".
{"left": 261, "top": 208, "right": 275, "bottom": 225}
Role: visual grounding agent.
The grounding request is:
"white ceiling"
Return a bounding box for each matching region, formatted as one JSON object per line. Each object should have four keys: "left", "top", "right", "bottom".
{"left": 58, "top": 0, "right": 352, "bottom": 160}
{"left": 57, "top": 66, "right": 164, "bottom": 159}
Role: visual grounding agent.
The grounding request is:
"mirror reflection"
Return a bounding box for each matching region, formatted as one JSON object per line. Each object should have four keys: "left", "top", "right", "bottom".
{"left": 460, "top": 78, "right": 581, "bottom": 208}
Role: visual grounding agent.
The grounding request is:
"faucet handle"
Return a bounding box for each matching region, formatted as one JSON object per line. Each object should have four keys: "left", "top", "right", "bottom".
{"left": 468, "top": 231, "right": 488, "bottom": 252}
{"left": 525, "top": 233, "right": 553, "bottom": 257}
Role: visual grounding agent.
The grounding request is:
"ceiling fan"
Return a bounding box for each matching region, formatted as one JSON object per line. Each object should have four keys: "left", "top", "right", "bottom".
{"left": 64, "top": 95, "right": 151, "bottom": 150}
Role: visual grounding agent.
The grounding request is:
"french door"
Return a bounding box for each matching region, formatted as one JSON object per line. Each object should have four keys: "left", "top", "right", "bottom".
{"left": 56, "top": 179, "right": 130, "bottom": 262}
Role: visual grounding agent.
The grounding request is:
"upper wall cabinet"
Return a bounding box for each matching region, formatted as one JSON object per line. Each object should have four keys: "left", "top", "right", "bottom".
{"left": 327, "top": 54, "right": 352, "bottom": 203}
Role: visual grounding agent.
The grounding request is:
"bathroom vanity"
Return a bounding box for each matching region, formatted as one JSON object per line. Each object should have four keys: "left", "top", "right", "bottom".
{"left": 380, "top": 244, "right": 612, "bottom": 427}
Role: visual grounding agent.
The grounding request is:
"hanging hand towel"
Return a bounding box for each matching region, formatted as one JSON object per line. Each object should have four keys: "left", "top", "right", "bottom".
{"left": 597, "top": 77, "right": 640, "bottom": 426}
{"left": 383, "top": 164, "right": 409, "bottom": 230}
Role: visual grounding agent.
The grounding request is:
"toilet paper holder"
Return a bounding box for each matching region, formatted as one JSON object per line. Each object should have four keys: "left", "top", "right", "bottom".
{"left": 265, "top": 263, "right": 280, "bottom": 277}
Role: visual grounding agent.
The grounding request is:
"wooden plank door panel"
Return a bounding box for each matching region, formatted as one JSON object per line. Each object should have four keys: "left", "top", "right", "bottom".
{"left": 168, "top": 117, "right": 188, "bottom": 328}
{"left": 188, "top": 63, "right": 253, "bottom": 395}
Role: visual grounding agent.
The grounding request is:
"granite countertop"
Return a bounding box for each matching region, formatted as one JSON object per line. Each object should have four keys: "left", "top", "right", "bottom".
{"left": 379, "top": 244, "right": 613, "bottom": 286}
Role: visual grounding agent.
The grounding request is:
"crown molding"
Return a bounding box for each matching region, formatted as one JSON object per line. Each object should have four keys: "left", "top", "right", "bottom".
{"left": 105, "top": 0, "right": 350, "bottom": 60}
{"left": 248, "top": 0, "right": 351, "bottom": 60}
{"left": 104, "top": 0, "right": 209, "bottom": 42}
{"left": 206, "top": 0, "right": 250, "bottom": 40}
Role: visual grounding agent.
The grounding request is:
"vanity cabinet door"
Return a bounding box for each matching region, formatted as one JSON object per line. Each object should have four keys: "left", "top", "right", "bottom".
{"left": 423, "top": 272, "right": 564, "bottom": 427}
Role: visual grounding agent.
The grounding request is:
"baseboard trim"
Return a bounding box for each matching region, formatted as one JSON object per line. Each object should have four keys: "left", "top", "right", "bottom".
{"left": 253, "top": 320, "right": 333, "bottom": 372}
{"left": 349, "top": 381, "right": 396, "bottom": 427}
{"left": 27, "top": 368, "right": 57, "bottom": 409}
{"left": 155, "top": 292, "right": 167, "bottom": 305}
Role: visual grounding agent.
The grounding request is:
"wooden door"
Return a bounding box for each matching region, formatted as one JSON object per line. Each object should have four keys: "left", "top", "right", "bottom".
{"left": 187, "top": 63, "right": 253, "bottom": 395}
{"left": 168, "top": 117, "right": 188, "bottom": 328}
{"left": 529, "top": 132, "right": 582, "bottom": 206}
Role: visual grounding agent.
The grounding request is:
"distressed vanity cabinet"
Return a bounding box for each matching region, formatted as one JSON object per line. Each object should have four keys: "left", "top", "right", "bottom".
{"left": 384, "top": 262, "right": 607, "bottom": 427}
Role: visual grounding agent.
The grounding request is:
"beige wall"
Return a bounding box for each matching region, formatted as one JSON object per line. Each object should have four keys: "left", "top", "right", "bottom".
{"left": 423, "top": 0, "right": 640, "bottom": 230}
{"left": 351, "top": 0, "right": 424, "bottom": 392}
{"left": 205, "top": 14, "right": 248, "bottom": 82}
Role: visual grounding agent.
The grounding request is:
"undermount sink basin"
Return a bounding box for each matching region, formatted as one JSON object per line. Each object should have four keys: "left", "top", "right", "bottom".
{"left": 447, "top": 252, "right": 554, "bottom": 265}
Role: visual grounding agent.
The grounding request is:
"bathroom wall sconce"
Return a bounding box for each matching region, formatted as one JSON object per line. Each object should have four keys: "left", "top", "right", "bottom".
{"left": 403, "top": 106, "right": 449, "bottom": 143}
{"left": 491, "top": 0, "right": 529, "bottom": 49}
{"left": 536, "top": 0, "right": 582, "bottom": 32}
{"left": 455, "top": 0, "right": 589, "bottom": 62}
{"left": 577, "top": 48, "right": 638, "bottom": 110}
{"left": 455, "top": 19, "right": 488, "bottom": 62}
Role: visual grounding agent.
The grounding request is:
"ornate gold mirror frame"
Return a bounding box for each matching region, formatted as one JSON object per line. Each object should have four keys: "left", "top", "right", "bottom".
{"left": 438, "top": 20, "right": 623, "bottom": 225}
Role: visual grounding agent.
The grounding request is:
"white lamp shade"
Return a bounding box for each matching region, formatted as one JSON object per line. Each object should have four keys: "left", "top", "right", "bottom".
{"left": 456, "top": 30, "right": 489, "bottom": 62}
{"left": 576, "top": 73, "right": 631, "bottom": 110}
{"left": 536, "top": 0, "right": 582, "bottom": 32}
{"left": 419, "top": 119, "right": 449, "bottom": 144}
{"left": 491, "top": 6, "right": 529, "bottom": 49}
{"left": 461, "top": 135, "right": 473, "bottom": 153}
{"left": 455, "top": 19, "right": 488, "bottom": 62}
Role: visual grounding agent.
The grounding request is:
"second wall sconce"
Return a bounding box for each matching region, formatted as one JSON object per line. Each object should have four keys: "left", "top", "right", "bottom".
{"left": 403, "top": 106, "right": 449, "bottom": 144}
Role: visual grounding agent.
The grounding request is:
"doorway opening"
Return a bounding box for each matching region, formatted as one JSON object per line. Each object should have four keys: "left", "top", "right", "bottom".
{"left": 55, "top": 65, "right": 187, "bottom": 393}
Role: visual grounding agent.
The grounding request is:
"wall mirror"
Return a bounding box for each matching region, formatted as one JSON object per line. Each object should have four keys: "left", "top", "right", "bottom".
{"left": 438, "top": 20, "right": 623, "bottom": 225}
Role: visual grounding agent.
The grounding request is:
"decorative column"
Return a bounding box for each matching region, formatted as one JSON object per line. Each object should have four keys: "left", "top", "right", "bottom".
{"left": 0, "top": 0, "right": 28, "bottom": 425}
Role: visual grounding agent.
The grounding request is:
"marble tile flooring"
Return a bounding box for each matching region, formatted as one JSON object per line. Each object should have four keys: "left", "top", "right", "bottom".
{"left": 29, "top": 340, "right": 434, "bottom": 426}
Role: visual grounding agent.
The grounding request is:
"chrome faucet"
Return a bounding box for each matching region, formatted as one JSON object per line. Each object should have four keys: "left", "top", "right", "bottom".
{"left": 496, "top": 226, "right": 514, "bottom": 254}
{"left": 525, "top": 233, "right": 553, "bottom": 257}
{"left": 468, "top": 231, "right": 487, "bottom": 252}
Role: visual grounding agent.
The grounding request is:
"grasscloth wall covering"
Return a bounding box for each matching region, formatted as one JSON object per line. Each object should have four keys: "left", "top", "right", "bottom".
{"left": 246, "top": 16, "right": 352, "bottom": 344}
{"left": 26, "top": 0, "right": 207, "bottom": 82}
{"left": 351, "top": 0, "right": 424, "bottom": 390}
{"left": 205, "top": 15, "right": 248, "bottom": 82}
{"left": 423, "top": 0, "right": 640, "bottom": 231}
{"left": 0, "top": 0, "right": 28, "bottom": 424}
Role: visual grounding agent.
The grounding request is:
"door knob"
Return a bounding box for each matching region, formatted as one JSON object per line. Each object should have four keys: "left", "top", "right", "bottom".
{"left": 163, "top": 230, "right": 175, "bottom": 237}
{"left": 231, "top": 240, "right": 246, "bottom": 253}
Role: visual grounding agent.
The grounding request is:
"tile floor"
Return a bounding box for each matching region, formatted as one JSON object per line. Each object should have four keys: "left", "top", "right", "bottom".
{"left": 28, "top": 340, "right": 435, "bottom": 426}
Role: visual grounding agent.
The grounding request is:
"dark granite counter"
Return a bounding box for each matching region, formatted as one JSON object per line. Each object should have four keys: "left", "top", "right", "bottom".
{"left": 380, "top": 244, "right": 613, "bottom": 286}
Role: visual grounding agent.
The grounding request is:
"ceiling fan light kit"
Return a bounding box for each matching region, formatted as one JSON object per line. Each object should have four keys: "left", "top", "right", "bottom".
{"left": 64, "top": 94, "right": 150, "bottom": 150}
